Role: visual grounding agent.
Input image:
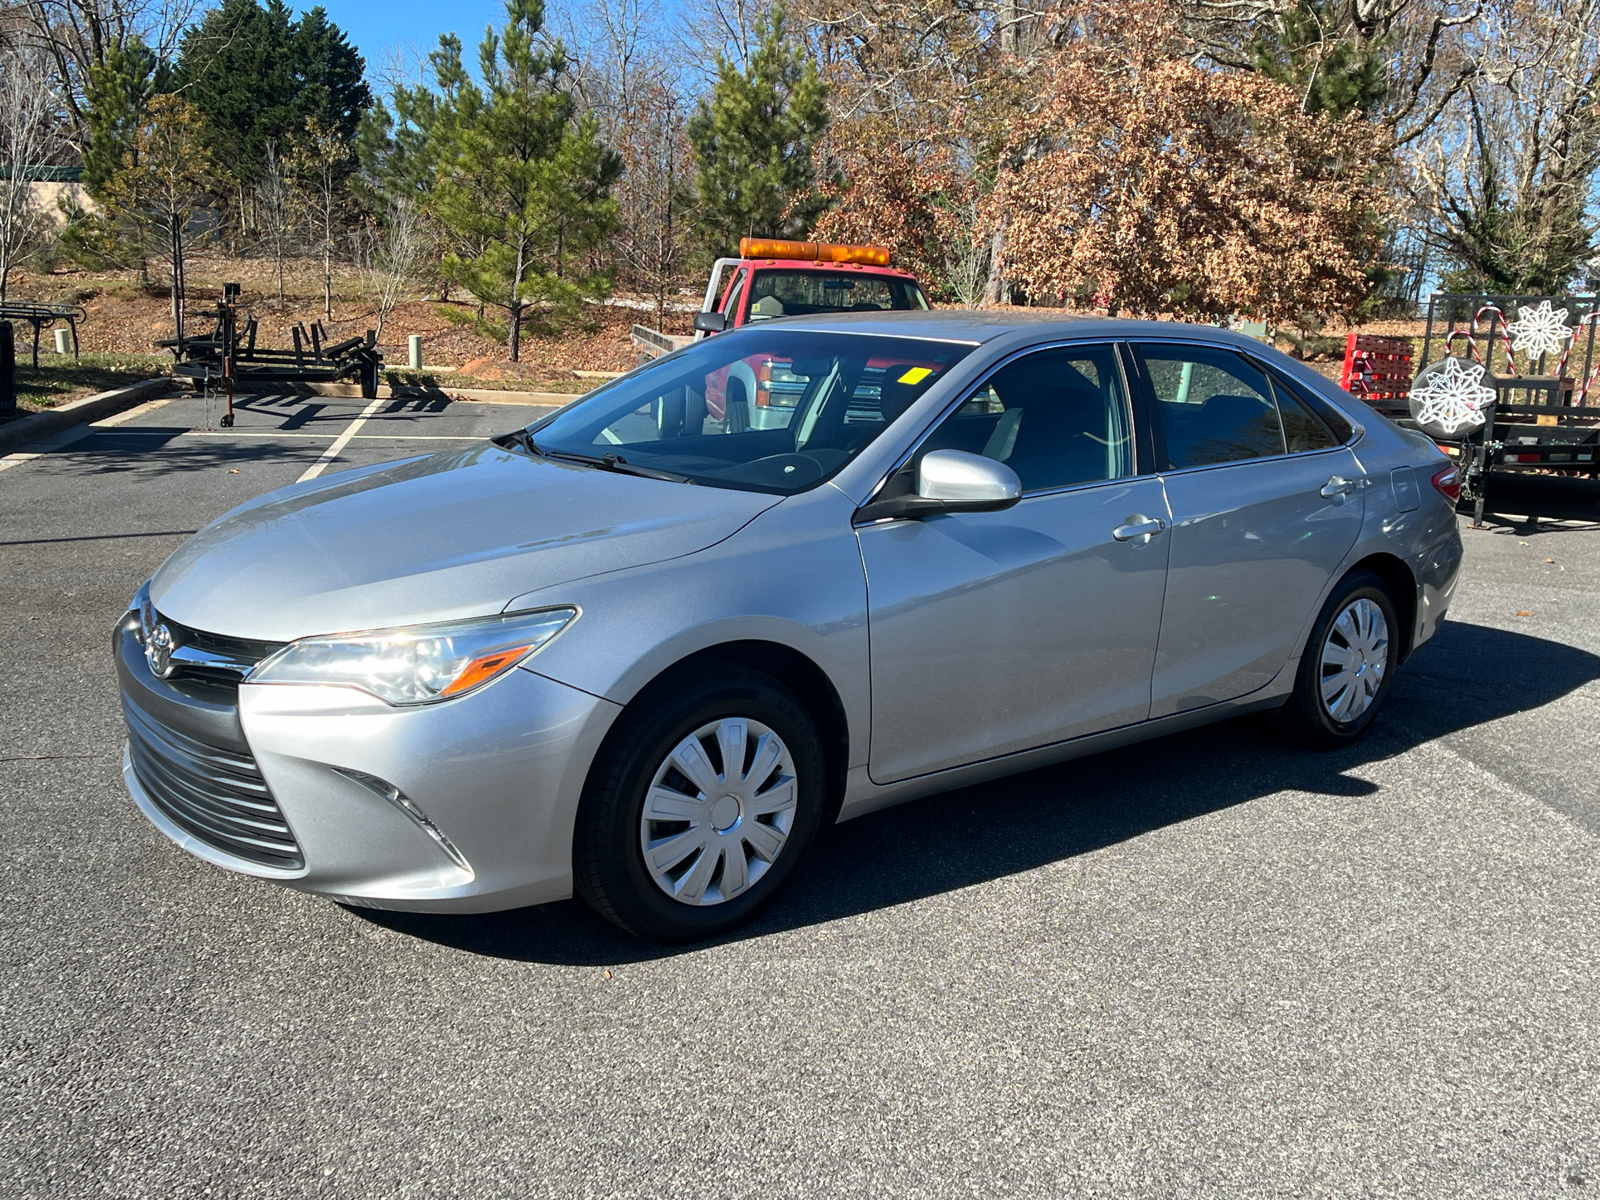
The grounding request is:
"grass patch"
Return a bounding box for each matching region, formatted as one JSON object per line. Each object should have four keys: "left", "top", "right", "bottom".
{"left": 435, "top": 303, "right": 509, "bottom": 343}
{"left": 11, "top": 352, "right": 169, "bottom": 411}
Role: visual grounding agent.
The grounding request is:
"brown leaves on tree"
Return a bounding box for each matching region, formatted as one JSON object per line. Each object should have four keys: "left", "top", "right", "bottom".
{"left": 806, "top": 0, "right": 1393, "bottom": 322}
{"left": 998, "top": 7, "right": 1391, "bottom": 321}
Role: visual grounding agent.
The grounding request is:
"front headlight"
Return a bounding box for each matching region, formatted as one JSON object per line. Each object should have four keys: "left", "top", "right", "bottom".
{"left": 249, "top": 608, "right": 577, "bottom": 705}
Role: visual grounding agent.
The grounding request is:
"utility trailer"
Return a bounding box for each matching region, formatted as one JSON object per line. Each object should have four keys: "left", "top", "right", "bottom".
{"left": 1343, "top": 293, "right": 1600, "bottom": 524}
{"left": 162, "top": 283, "right": 383, "bottom": 424}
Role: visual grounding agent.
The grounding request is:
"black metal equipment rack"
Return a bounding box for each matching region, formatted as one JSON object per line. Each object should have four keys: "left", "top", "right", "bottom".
{"left": 162, "top": 283, "right": 382, "bottom": 425}
{"left": 0, "top": 300, "right": 85, "bottom": 368}
{"left": 1414, "top": 293, "right": 1600, "bottom": 524}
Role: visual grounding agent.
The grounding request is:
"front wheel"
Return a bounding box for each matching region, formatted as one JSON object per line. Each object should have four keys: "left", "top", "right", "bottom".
{"left": 575, "top": 667, "right": 826, "bottom": 942}
{"left": 1279, "top": 571, "right": 1399, "bottom": 749}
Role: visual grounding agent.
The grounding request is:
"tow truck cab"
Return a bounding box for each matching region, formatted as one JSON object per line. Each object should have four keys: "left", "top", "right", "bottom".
{"left": 628, "top": 239, "right": 933, "bottom": 429}
{"left": 692, "top": 239, "right": 930, "bottom": 335}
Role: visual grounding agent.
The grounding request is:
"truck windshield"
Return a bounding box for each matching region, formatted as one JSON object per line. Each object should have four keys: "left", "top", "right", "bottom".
{"left": 524, "top": 329, "right": 974, "bottom": 496}
{"left": 744, "top": 271, "right": 929, "bottom": 320}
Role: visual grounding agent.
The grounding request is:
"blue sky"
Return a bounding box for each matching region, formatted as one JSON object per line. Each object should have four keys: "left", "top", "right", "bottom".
{"left": 315, "top": 0, "right": 683, "bottom": 88}
{"left": 319, "top": 0, "right": 512, "bottom": 85}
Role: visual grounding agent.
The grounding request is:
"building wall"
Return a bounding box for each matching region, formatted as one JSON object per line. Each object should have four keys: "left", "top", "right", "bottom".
{"left": 29, "top": 181, "right": 98, "bottom": 226}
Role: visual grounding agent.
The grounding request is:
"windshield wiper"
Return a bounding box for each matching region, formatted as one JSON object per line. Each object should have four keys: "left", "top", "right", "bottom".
{"left": 499, "top": 429, "right": 689, "bottom": 483}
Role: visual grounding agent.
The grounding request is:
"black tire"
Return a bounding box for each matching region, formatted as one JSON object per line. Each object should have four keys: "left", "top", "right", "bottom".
{"left": 575, "top": 666, "right": 827, "bottom": 943}
{"left": 1279, "top": 570, "right": 1400, "bottom": 749}
{"left": 359, "top": 361, "right": 379, "bottom": 400}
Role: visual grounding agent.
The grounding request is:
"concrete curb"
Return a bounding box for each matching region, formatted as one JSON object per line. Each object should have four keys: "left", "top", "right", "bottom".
{"left": 0, "top": 377, "right": 173, "bottom": 454}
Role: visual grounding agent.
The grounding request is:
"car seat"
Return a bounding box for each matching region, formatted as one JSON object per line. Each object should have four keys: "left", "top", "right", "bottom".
{"left": 749, "top": 295, "right": 785, "bottom": 320}
{"left": 1175, "top": 393, "right": 1281, "bottom": 465}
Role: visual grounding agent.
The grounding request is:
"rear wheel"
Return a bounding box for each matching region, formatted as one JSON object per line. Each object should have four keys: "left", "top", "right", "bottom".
{"left": 1279, "top": 571, "right": 1399, "bottom": 749}
{"left": 575, "top": 667, "right": 826, "bottom": 942}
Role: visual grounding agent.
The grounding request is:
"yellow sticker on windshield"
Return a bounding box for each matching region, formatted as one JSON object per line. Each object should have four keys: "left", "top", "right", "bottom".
{"left": 898, "top": 367, "right": 932, "bottom": 385}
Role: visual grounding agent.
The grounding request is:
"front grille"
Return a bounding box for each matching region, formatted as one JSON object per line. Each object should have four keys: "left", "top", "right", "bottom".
{"left": 124, "top": 697, "right": 303, "bottom": 870}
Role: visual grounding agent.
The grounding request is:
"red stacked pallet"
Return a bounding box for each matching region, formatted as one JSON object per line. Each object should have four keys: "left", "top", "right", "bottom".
{"left": 1339, "top": 334, "right": 1413, "bottom": 417}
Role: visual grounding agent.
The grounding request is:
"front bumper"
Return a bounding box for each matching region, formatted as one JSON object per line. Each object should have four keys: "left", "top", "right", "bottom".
{"left": 117, "top": 619, "right": 621, "bottom": 912}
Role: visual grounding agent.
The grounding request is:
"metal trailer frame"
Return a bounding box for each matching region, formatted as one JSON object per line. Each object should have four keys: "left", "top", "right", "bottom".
{"left": 1414, "top": 292, "right": 1600, "bottom": 524}
{"left": 163, "top": 284, "right": 382, "bottom": 424}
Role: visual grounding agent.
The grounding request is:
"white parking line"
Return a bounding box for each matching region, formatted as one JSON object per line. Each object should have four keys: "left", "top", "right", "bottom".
{"left": 295, "top": 395, "right": 390, "bottom": 482}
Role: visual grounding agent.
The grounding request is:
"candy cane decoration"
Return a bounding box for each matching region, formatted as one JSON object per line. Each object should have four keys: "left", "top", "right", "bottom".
{"left": 1445, "top": 329, "right": 1476, "bottom": 360}
{"left": 1564, "top": 311, "right": 1600, "bottom": 402}
{"left": 1471, "top": 305, "right": 1517, "bottom": 375}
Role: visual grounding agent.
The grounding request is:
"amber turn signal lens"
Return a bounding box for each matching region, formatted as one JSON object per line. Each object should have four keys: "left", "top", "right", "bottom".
{"left": 439, "top": 645, "right": 536, "bottom": 698}
{"left": 738, "top": 238, "right": 892, "bottom": 267}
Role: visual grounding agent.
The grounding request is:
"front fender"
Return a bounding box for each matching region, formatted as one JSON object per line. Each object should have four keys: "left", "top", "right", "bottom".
{"left": 508, "top": 485, "right": 872, "bottom": 768}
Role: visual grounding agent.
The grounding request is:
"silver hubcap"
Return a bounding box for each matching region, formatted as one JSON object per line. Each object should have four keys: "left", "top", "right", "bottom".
{"left": 1320, "top": 598, "right": 1389, "bottom": 723}
{"left": 639, "top": 717, "right": 798, "bottom": 907}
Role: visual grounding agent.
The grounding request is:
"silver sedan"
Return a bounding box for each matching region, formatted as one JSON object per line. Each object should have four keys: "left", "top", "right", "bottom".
{"left": 117, "top": 314, "right": 1463, "bottom": 941}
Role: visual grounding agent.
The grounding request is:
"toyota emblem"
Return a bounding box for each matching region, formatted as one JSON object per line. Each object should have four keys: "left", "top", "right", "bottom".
{"left": 145, "top": 623, "right": 176, "bottom": 678}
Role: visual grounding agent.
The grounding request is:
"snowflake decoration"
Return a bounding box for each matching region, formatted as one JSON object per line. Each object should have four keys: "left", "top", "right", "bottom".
{"left": 1507, "top": 300, "right": 1572, "bottom": 358}
{"left": 1411, "top": 357, "right": 1495, "bottom": 437}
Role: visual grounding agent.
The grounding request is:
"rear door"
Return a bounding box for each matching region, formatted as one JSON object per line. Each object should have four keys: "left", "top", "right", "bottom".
{"left": 857, "top": 342, "right": 1171, "bottom": 783}
{"left": 1132, "top": 342, "right": 1366, "bottom": 717}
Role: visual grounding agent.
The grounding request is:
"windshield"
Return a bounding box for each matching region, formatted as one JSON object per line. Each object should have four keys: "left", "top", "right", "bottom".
{"left": 526, "top": 330, "right": 974, "bottom": 496}
{"left": 745, "top": 271, "right": 929, "bottom": 321}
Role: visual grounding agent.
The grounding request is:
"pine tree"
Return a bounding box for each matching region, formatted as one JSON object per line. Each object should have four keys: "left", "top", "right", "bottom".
{"left": 1248, "top": 0, "right": 1388, "bottom": 119}
{"left": 430, "top": 0, "right": 620, "bottom": 360}
{"left": 687, "top": 2, "right": 829, "bottom": 252}
{"left": 82, "top": 39, "right": 169, "bottom": 198}
{"left": 177, "top": 0, "right": 369, "bottom": 185}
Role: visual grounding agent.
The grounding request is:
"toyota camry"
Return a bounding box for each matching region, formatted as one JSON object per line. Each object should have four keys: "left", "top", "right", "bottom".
{"left": 118, "top": 313, "right": 1463, "bottom": 942}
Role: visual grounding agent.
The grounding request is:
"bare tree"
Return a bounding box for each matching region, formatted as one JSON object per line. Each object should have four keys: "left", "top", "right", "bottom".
{"left": 1413, "top": 0, "right": 1600, "bottom": 291}
{"left": 0, "top": 40, "right": 67, "bottom": 303}
{"left": 617, "top": 82, "right": 694, "bottom": 326}
{"left": 293, "top": 117, "right": 350, "bottom": 321}
{"left": 102, "top": 93, "right": 211, "bottom": 336}
{"left": 678, "top": 0, "right": 771, "bottom": 83}
{"left": 12, "top": 0, "right": 199, "bottom": 134}
{"left": 255, "top": 140, "right": 295, "bottom": 304}
{"left": 354, "top": 196, "right": 429, "bottom": 341}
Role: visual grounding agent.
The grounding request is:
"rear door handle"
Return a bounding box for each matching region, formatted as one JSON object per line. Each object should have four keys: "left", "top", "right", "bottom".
{"left": 1321, "top": 475, "right": 1357, "bottom": 498}
{"left": 1113, "top": 515, "right": 1166, "bottom": 543}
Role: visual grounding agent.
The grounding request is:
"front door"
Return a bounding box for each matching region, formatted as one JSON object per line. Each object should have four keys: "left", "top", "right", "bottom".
{"left": 1132, "top": 343, "right": 1367, "bottom": 717}
{"left": 858, "top": 343, "right": 1171, "bottom": 784}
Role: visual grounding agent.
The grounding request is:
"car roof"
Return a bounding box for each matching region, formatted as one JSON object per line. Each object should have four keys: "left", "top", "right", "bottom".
{"left": 761, "top": 308, "right": 1273, "bottom": 350}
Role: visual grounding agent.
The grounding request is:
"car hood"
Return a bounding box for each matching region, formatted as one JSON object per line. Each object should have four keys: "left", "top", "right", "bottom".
{"left": 150, "top": 442, "right": 781, "bottom": 642}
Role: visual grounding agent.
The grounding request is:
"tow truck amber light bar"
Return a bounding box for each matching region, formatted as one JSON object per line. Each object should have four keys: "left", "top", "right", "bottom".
{"left": 738, "top": 238, "right": 892, "bottom": 267}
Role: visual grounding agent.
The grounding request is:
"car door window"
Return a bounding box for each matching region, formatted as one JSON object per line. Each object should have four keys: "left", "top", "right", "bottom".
{"left": 1267, "top": 371, "right": 1341, "bottom": 452}
{"left": 1140, "top": 345, "right": 1286, "bottom": 469}
{"left": 720, "top": 269, "right": 747, "bottom": 319}
{"left": 920, "top": 344, "right": 1133, "bottom": 492}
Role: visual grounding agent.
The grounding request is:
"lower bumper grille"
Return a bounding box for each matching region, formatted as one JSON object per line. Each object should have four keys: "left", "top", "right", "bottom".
{"left": 124, "top": 696, "right": 303, "bottom": 870}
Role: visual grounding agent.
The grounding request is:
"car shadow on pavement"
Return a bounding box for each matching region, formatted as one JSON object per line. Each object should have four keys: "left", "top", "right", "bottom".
{"left": 353, "top": 618, "right": 1600, "bottom": 966}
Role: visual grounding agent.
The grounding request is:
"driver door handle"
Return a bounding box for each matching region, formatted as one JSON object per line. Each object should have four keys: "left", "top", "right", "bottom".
{"left": 1112, "top": 514, "right": 1166, "bottom": 543}
{"left": 1321, "top": 475, "right": 1357, "bottom": 498}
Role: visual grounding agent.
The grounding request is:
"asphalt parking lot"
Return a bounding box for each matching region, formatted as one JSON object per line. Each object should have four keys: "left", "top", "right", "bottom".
{"left": 3, "top": 389, "right": 1599, "bottom": 1198}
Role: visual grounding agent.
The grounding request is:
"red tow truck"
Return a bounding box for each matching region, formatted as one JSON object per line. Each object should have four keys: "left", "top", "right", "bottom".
{"left": 628, "top": 238, "right": 933, "bottom": 430}
{"left": 630, "top": 238, "right": 931, "bottom": 362}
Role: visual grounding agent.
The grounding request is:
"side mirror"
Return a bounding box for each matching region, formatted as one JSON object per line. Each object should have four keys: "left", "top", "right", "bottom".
{"left": 916, "top": 450, "right": 1021, "bottom": 509}
{"left": 693, "top": 310, "right": 729, "bottom": 334}
{"left": 854, "top": 450, "right": 1022, "bottom": 523}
